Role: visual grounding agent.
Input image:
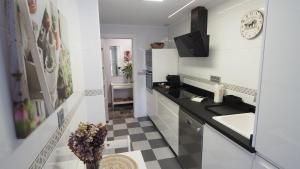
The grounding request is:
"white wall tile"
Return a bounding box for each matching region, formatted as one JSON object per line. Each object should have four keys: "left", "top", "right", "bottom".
{"left": 84, "top": 95, "right": 106, "bottom": 124}
{"left": 168, "top": 0, "right": 266, "bottom": 90}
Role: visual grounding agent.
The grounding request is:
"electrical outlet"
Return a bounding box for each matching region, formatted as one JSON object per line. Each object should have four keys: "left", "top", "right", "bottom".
{"left": 57, "top": 109, "right": 64, "bottom": 128}
{"left": 210, "top": 75, "right": 221, "bottom": 83}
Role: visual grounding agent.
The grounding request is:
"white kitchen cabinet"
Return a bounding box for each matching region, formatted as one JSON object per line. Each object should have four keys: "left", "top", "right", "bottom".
{"left": 153, "top": 91, "right": 179, "bottom": 155}
{"left": 202, "top": 124, "right": 254, "bottom": 169}
{"left": 146, "top": 90, "right": 154, "bottom": 118}
{"left": 152, "top": 49, "right": 178, "bottom": 82}
{"left": 252, "top": 156, "right": 278, "bottom": 169}
{"left": 253, "top": 1, "right": 300, "bottom": 169}
{"left": 149, "top": 90, "right": 159, "bottom": 125}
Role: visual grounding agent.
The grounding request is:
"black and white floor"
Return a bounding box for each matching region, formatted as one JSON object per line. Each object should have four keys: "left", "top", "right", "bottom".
{"left": 106, "top": 117, "right": 182, "bottom": 169}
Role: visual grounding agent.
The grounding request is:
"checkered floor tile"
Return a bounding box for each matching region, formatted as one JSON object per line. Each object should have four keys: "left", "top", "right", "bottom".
{"left": 107, "top": 117, "right": 182, "bottom": 169}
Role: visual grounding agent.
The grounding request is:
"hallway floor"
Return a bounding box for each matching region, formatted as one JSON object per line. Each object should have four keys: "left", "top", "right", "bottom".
{"left": 108, "top": 105, "right": 134, "bottom": 119}
{"left": 107, "top": 117, "right": 182, "bottom": 169}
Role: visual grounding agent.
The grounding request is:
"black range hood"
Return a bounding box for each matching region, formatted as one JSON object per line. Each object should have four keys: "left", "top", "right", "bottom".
{"left": 174, "top": 7, "right": 210, "bottom": 57}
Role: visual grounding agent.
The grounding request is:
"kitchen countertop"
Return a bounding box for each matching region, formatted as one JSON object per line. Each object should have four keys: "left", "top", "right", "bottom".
{"left": 153, "top": 84, "right": 256, "bottom": 153}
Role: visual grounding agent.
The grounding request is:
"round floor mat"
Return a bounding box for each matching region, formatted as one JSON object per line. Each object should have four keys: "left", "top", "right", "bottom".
{"left": 100, "top": 154, "right": 138, "bottom": 169}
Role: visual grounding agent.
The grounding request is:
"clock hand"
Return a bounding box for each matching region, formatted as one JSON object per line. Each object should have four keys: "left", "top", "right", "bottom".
{"left": 244, "top": 20, "right": 256, "bottom": 28}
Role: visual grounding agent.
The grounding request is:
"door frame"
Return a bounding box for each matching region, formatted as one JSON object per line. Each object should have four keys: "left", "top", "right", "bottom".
{"left": 101, "top": 34, "right": 137, "bottom": 118}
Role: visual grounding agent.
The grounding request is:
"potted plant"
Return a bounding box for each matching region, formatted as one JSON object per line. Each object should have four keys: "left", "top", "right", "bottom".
{"left": 122, "top": 62, "right": 133, "bottom": 83}
{"left": 68, "top": 122, "right": 107, "bottom": 169}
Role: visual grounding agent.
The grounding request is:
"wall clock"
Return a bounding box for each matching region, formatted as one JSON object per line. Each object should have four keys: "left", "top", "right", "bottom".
{"left": 240, "top": 10, "right": 264, "bottom": 39}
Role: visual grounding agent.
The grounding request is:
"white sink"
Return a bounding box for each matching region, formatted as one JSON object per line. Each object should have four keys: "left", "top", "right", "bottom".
{"left": 212, "top": 113, "right": 255, "bottom": 139}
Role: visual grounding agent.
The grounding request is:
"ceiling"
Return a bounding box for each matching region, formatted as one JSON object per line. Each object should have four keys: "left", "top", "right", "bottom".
{"left": 99, "top": 0, "right": 226, "bottom": 26}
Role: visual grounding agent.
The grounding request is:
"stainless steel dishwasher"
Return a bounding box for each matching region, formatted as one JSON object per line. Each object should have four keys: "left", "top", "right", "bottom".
{"left": 178, "top": 108, "right": 204, "bottom": 169}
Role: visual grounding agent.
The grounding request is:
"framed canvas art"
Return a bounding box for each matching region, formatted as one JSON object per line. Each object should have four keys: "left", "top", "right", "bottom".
{"left": 10, "top": 0, "right": 73, "bottom": 138}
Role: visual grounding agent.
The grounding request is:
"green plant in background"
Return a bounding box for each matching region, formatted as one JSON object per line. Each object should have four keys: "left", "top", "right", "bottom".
{"left": 57, "top": 48, "right": 73, "bottom": 106}
{"left": 25, "top": 99, "right": 37, "bottom": 130}
{"left": 122, "top": 63, "right": 133, "bottom": 83}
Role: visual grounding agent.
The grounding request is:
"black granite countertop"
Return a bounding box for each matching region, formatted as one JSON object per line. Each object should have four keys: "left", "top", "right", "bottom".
{"left": 153, "top": 84, "right": 256, "bottom": 153}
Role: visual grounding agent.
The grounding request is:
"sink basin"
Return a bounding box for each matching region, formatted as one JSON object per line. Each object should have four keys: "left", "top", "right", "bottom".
{"left": 212, "top": 113, "right": 255, "bottom": 139}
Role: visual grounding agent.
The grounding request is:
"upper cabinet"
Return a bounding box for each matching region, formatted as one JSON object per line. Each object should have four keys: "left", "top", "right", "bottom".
{"left": 151, "top": 49, "right": 179, "bottom": 82}
{"left": 253, "top": 0, "right": 300, "bottom": 169}
{"left": 202, "top": 125, "right": 254, "bottom": 169}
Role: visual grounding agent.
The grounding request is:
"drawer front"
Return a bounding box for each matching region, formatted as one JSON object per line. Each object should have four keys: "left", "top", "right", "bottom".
{"left": 159, "top": 100, "right": 178, "bottom": 131}
{"left": 158, "top": 96, "right": 179, "bottom": 125}
{"left": 156, "top": 94, "right": 179, "bottom": 155}
{"left": 157, "top": 92, "right": 179, "bottom": 115}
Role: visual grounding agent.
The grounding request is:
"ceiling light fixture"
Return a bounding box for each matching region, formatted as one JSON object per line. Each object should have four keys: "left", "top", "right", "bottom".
{"left": 168, "top": 0, "right": 196, "bottom": 18}
{"left": 144, "top": 0, "right": 164, "bottom": 2}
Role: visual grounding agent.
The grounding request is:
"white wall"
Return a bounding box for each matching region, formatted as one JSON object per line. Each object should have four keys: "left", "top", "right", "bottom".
{"left": 0, "top": 0, "right": 18, "bottom": 159}
{"left": 101, "top": 38, "right": 133, "bottom": 104}
{"left": 0, "top": 0, "right": 105, "bottom": 168}
{"left": 77, "top": 0, "right": 106, "bottom": 123}
{"left": 101, "top": 24, "right": 168, "bottom": 117}
{"left": 168, "top": 0, "right": 266, "bottom": 90}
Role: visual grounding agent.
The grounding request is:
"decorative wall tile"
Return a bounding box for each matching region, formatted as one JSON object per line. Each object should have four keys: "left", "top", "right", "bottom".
{"left": 223, "top": 83, "right": 256, "bottom": 96}
{"left": 28, "top": 96, "right": 83, "bottom": 169}
{"left": 181, "top": 74, "right": 257, "bottom": 96}
{"left": 84, "top": 89, "right": 103, "bottom": 96}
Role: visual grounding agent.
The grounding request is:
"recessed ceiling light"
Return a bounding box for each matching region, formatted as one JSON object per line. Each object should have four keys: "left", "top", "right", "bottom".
{"left": 168, "top": 0, "right": 196, "bottom": 18}
{"left": 144, "top": 0, "right": 164, "bottom": 2}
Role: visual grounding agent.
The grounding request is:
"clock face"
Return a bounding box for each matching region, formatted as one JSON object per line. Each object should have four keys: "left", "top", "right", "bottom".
{"left": 240, "top": 10, "right": 264, "bottom": 39}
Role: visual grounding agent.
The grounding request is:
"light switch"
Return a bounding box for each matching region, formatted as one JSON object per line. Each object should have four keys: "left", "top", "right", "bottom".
{"left": 210, "top": 75, "right": 221, "bottom": 83}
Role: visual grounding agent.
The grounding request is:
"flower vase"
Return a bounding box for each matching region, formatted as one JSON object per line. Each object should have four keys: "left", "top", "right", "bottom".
{"left": 86, "top": 161, "right": 100, "bottom": 169}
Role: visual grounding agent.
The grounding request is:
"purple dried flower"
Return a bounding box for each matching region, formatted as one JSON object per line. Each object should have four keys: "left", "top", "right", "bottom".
{"left": 68, "top": 122, "right": 107, "bottom": 163}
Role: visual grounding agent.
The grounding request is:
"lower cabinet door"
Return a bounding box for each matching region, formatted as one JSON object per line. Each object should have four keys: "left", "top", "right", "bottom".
{"left": 156, "top": 93, "right": 179, "bottom": 155}
{"left": 146, "top": 90, "right": 154, "bottom": 118}
{"left": 202, "top": 125, "right": 254, "bottom": 169}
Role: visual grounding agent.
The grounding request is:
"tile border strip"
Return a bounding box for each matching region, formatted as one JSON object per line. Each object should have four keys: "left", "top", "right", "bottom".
{"left": 181, "top": 74, "right": 257, "bottom": 96}
{"left": 28, "top": 95, "right": 84, "bottom": 169}
{"left": 84, "top": 89, "right": 103, "bottom": 96}
{"left": 223, "top": 83, "right": 256, "bottom": 96}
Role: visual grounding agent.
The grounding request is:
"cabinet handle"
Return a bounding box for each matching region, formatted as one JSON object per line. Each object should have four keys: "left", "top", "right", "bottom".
{"left": 146, "top": 72, "right": 152, "bottom": 75}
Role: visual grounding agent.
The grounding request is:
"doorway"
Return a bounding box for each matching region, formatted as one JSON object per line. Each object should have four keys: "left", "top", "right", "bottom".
{"left": 101, "top": 38, "right": 134, "bottom": 120}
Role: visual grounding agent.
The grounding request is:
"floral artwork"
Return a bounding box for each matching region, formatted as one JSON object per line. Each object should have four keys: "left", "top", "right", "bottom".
{"left": 10, "top": 0, "right": 73, "bottom": 138}
{"left": 124, "top": 51, "right": 131, "bottom": 63}
{"left": 68, "top": 123, "right": 107, "bottom": 164}
{"left": 122, "top": 51, "right": 133, "bottom": 82}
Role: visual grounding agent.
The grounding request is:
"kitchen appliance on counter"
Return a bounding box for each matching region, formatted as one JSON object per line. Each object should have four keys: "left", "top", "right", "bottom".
{"left": 166, "top": 75, "right": 181, "bottom": 88}
{"left": 178, "top": 108, "right": 204, "bottom": 169}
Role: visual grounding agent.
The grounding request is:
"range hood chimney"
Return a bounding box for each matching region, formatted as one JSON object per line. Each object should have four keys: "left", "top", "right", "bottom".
{"left": 191, "top": 7, "right": 208, "bottom": 35}
{"left": 174, "top": 6, "right": 210, "bottom": 57}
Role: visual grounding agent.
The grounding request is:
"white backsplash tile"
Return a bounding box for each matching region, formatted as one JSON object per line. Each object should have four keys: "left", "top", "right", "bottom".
{"left": 169, "top": 0, "right": 266, "bottom": 92}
